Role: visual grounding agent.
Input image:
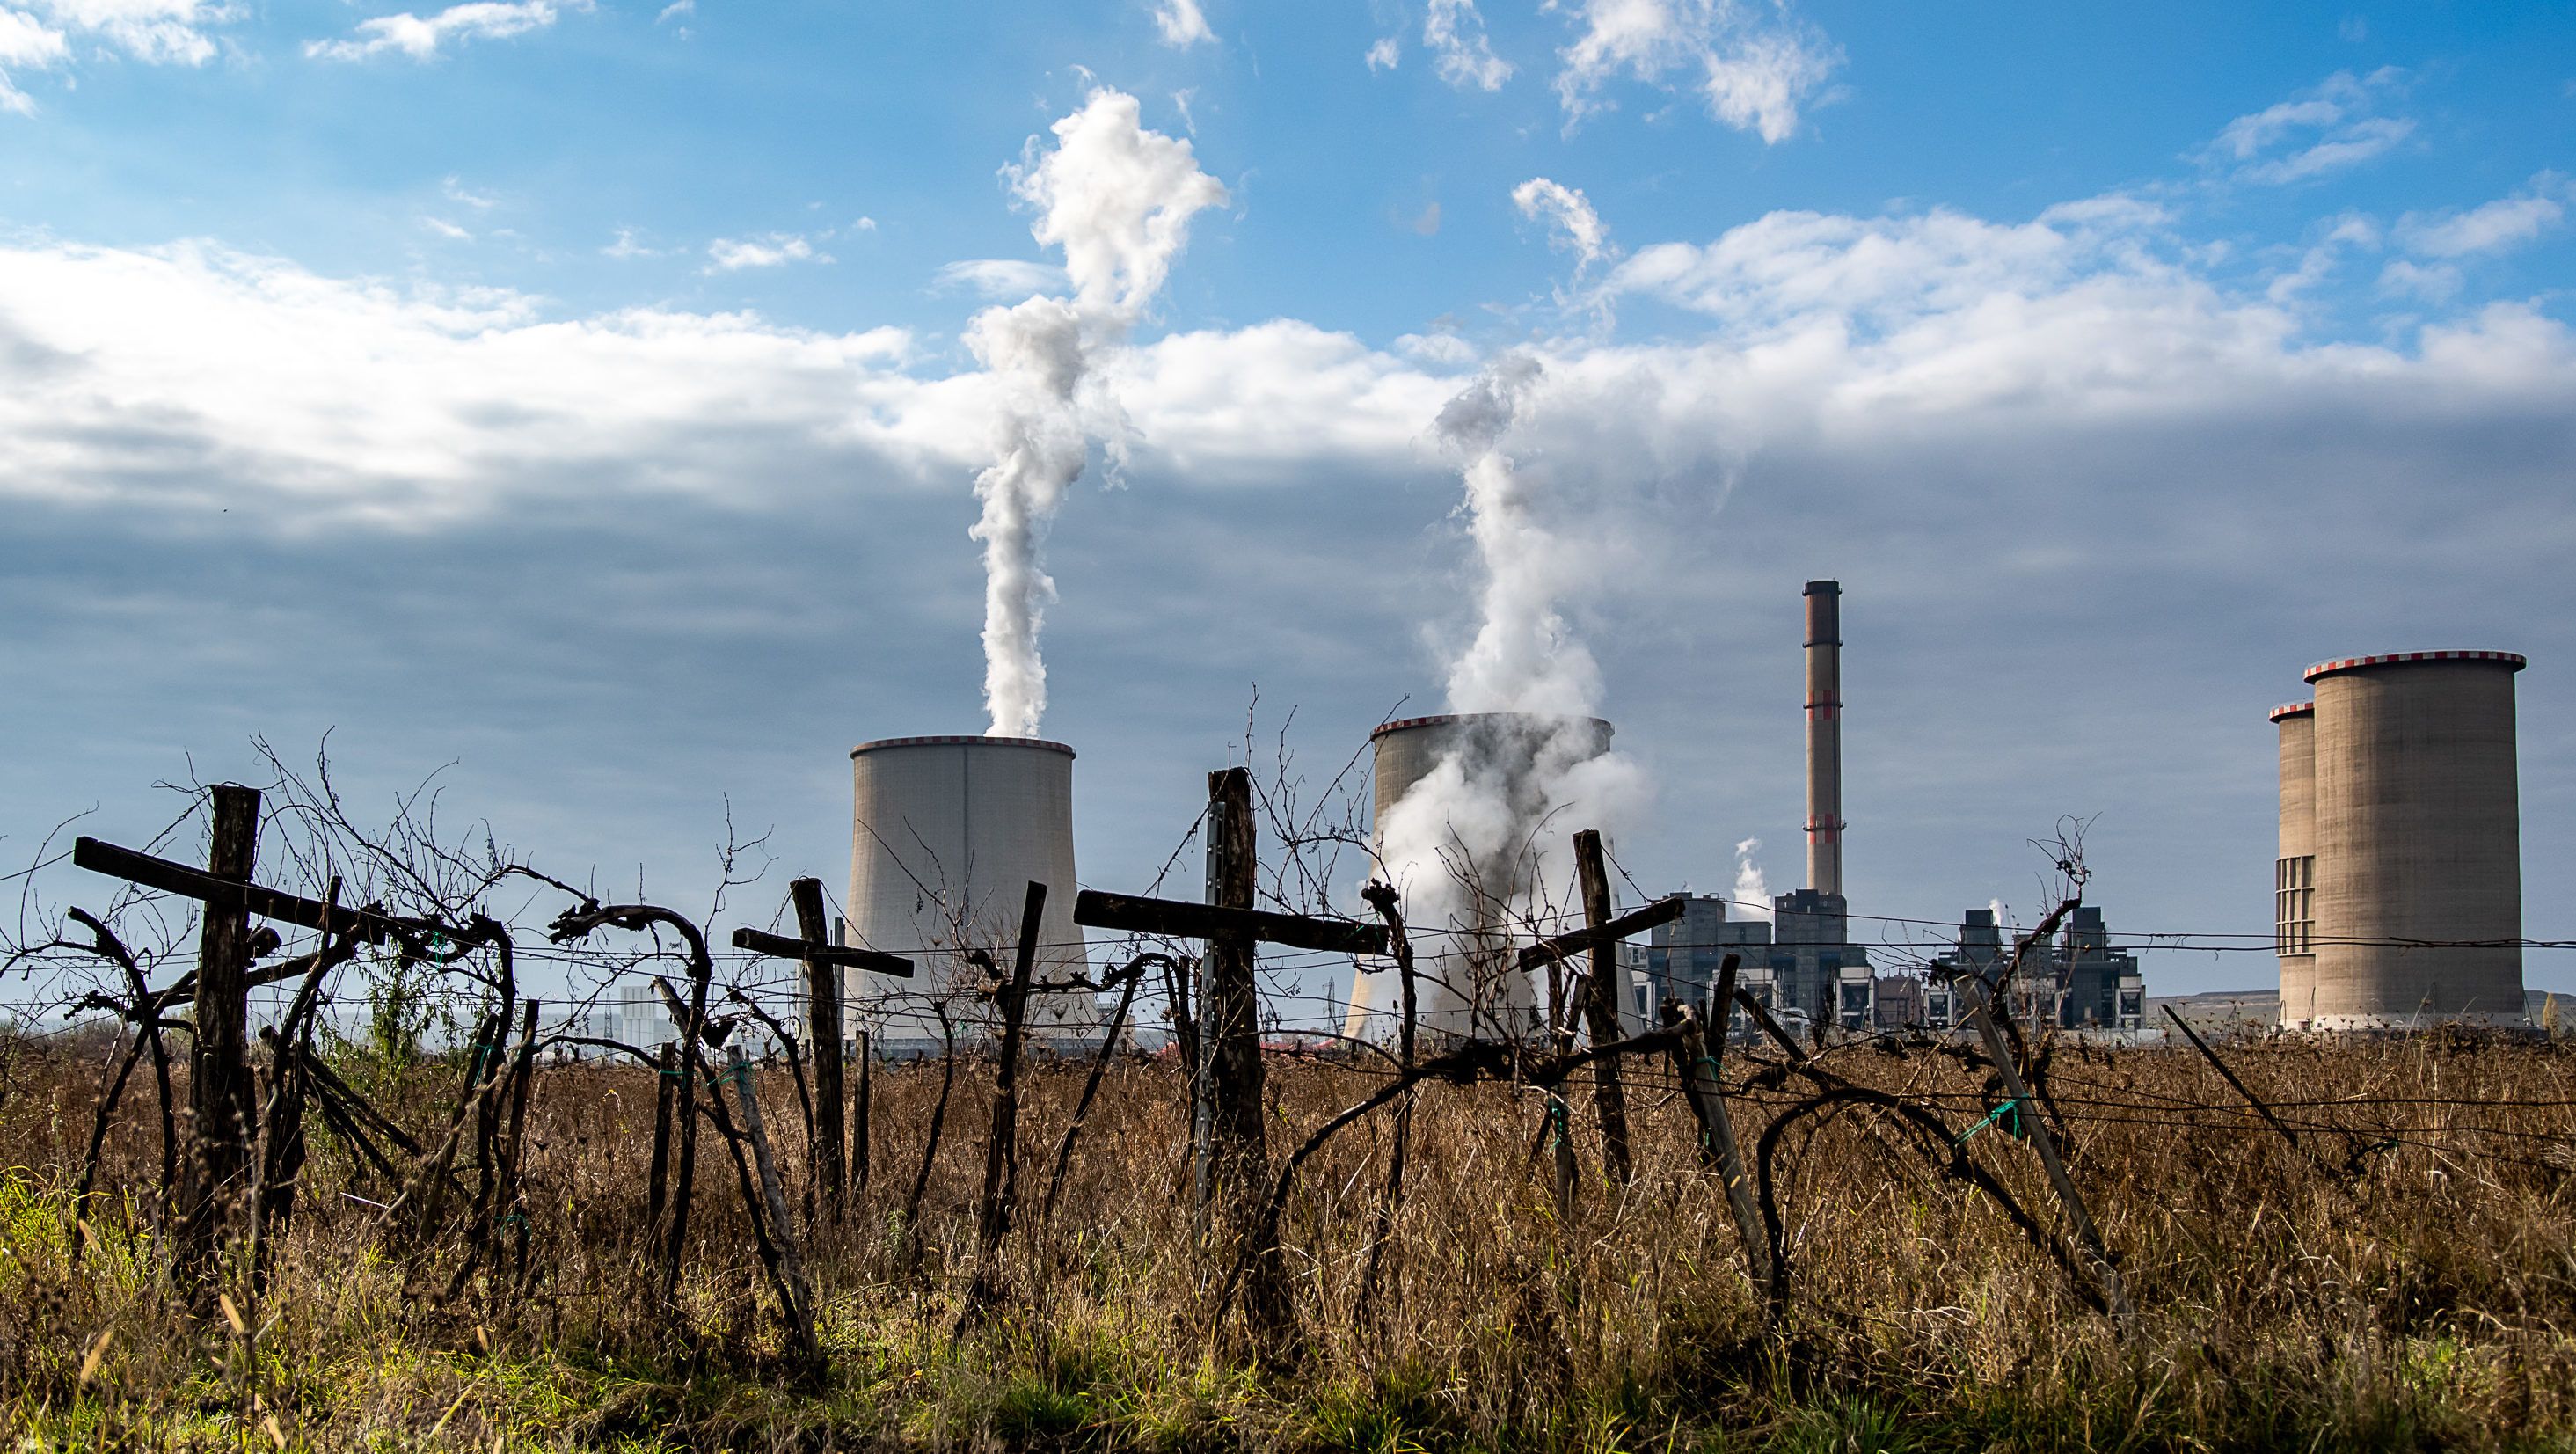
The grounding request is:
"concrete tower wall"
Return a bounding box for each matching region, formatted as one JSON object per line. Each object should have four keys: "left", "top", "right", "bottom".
{"left": 2273, "top": 702, "right": 2317, "bottom": 1027}
{"left": 1360, "top": 712, "right": 1615, "bottom": 1040}
{"left": 1804, "top": 581, "right": 1845, "bottom": 898}
{"left": 2308, "top": 652, "right": 2527, "bottom": 1029}
{"left": 848, "top": 735, "right": 1098, "bottom": 1048}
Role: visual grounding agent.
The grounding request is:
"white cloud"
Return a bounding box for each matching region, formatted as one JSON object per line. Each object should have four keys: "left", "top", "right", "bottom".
{"left": 2377, "top": 259, "right": 2461, "bottom": 302}
{"left": 704, "top": 234, "right": 824, "bottom": 272}
{"left": 0, "top": 9, "right": 68, "bottom": 66}
{"left": 0, "top": 239, "right": 941, "bottom": 525}
{"left": 305, "top": 0, "right": 584, "bottom": 62}
{"left": 850, "top": 216, "right": 878, "bottom": 232}
{"left": 654, "top": 0, "right": 689, "bottom": 19}
{"left": 602, "top": 228, "right": 657, "bottom": 259}
{"left": 37, "top": 0, "right": 234, "bottom": 64}
{"left": 3, "top": 0, "right": 237, "bottom": 111}
{"left": 0, "top": 8, "right": 66, "bottom": 113}
{"left": 0, "top": 170, "right": 2569, "bottom": 543}
{"left": 1395, "top": 329, "right": 1478, "bottom": 366}
{"left": 1149, "top": 0, "right": 1212, "bottom": 47}
{"left": 442, "top": 176, "right": 497, "bottom": 210}
{"left": 2397, "top": 176, "right": 2569, "bottom": 258}
{"left": 1365, "top": 34, "right": 1398, "bottom": 72}
{"left": 2266, "top": 213, "right": 2379, "bottom": 303}
{"left": 932, "top": 258, "right": 1070, "bottom": 298}
{"left": 1601, "top": 194, "right": 2174, "bottom": 343}
{"left": 1551, "top": 0, "right": 1838, "bottom": 142}
{"left": 1512, "top": 177, "right": 1612, "bottom": 278}
{"left": 421, "top": 216, "right": 472, "bottom": 241}
{"left": 2207, "top": 69, "right": 2413, "bottom": 184}
{"left": 1425, "top": 0, "right": 1510, "bottom": 91}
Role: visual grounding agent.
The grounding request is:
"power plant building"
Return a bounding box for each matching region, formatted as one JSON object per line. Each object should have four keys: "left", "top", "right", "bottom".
{"left": 1922, "top": 906, "right": 2144, "bottom": 1033}
{"left": 2272, "top": 650, "right": 2529, "bottom": 1030}
{"left": 1644, "top": 581, "right": 1874, "bottom": 1034}
{"left": 845, "top": 734, "right": 1103, "bottom": 1056}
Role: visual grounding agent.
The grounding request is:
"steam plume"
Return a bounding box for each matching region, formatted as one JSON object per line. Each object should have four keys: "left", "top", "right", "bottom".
{"left": 970, "top": 89, "right": 1226, "bottom": 737}
{"left": 1370, "top": 354, "right": 1649, "bottom": 1036}
{"left": 1733, "top": 837, "right": 1773, "bottom": 921}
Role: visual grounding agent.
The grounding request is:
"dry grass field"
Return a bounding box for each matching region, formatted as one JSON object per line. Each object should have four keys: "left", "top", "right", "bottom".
{"left": 3, "top": 1025, "right": 2573, "bottom": 1451}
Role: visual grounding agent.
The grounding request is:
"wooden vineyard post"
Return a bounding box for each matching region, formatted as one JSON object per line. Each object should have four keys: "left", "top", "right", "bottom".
{"left": 1958, "top": 970, "right": 2135, "bottom": 1330}
{"left": 179, "top": 783, "right": 262, "bottom": 1297}
{"left": 725, "top": 1045, "right": 818, "bottom": 1367}
{"left": 646, "top": 1042, "right": 677, "bottom": 1238}
{"left": 1202, "top": 767, "right": 1283, "bottom": 1333}
{"left": 1665, "top": 954, "right": 1771, "bottom": 1302}
{"left": 852, "top": 1029, "right": 872, "bottom": 1193}
{"left": 1571, "top": 830, "right": 1633, "bottom": 1187}
{"left": 963, "top": 881, "right": 1045, "bottom": 1320}
{"left": 791, "top": 877, "right": 847, "bottom": 1221}
{"left": 1069, "top": 774, "right": 1390, "bottom": 1343}
{"left": 724, "top": 917, "right": 909, "bottom": 1220}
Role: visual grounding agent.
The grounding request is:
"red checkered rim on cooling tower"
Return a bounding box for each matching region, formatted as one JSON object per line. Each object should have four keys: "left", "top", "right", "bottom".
{"left": 2269, "top": 701, "right": 2314, "bottom": 722}
{"left": 850, "top": 734, "right": 1076, "bottom": 757}
{"left": 2303, "top": 650, "right": 2528, "bottom": 684}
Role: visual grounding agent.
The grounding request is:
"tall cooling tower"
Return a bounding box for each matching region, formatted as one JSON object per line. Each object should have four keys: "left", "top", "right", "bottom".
{"left": 1354, "top": 712, "right": 1615, "bottom": 1042}
{"left": 2271, "top": 701, "right": 2317, "bottom": 1027}
{"left": 2306, "top": 651, "right": 2527, "bottom": 1030}
{"left": 848, "top": 735, "right": 1099, "bottom": 1052}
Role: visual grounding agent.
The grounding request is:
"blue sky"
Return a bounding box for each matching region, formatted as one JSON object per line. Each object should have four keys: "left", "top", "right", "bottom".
{"left": 2, "top": 0, "right": 2572, "bottom": 1007}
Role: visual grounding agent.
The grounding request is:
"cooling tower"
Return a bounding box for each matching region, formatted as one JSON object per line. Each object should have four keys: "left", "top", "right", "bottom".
{"left": 1356, "top": 712, "right": 1616, "bottom": 1042}
{"left": 2305, "top": 651, "right": 2527, "bottom": 1030}
{"left": 847, "top": 735, "right": 1099, "bottom": 1051}
{"left": 2272, "top": 701, "right": 2317, "bottom": 1027}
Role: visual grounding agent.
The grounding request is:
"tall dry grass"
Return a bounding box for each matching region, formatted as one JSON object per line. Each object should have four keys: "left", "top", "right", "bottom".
{"left": 3, "top": 1029, "right": 2573, "bottom": 1450}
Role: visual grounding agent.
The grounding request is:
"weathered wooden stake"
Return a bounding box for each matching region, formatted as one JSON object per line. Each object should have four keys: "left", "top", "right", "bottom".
{"left": 725, "top": 1044, "right": 815, "bottom": 1357}
{"left": 852, "top": 1029, "right": 872, "bottom": 1193}
{"left": 790, "top": 877, "right": 846, "bottom": 1221}
{"left": 963, "top": 881, "right": 1045, "bottom": 1320}
{"left": 498, "top": 997, "right": 541, "bottom": 1289}
{"left": 1203, "top": 766, "right": 1283, "bottom": 1333}
{"left": 179, "top": 783, "right": 261, "bottom": 1297}
{"left": 646, "top": 1042, "right": 677, "bottom": 1237}
{"left": 1571, "top": 830, "right": 1634, "bottom": 1186}
{"left": 1959, "top": 969, "right": 2135, "bottom": 1329}
{"left": 1666, "top": 954, "right": 1771, "bottom": 1300}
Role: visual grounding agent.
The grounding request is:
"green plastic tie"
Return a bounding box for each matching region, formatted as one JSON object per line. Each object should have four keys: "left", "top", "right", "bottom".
{"left": 1954, "top": 1100, "right": 2024, "bottom": 1145}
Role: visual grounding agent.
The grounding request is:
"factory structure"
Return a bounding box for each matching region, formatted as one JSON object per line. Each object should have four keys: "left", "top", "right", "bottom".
{"left": 826, "top": 575, "right": 2208, "bottom": 1055}
{"left": 824, "top": 604, "right": 2540, "bottom": 1052}
{"left": 2272, "top": 651, "right": 2529, "bottom": 1030}
{"left": 1919, "top": 907, "right": 2144, "bottom": 1034}
{"left": 1638, "top": 583, "right": 1887, "bottom": 1035}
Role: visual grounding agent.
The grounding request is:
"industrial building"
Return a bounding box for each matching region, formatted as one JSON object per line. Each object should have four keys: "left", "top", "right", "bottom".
{"left": 2272, "top": 650, "right": 2529, "bottom": 1030}
{"left": 1921, "top": 907, "right": 2144, "bottom": 1033}
{"left": 1629, "top": 582, "right": 1879, "bottom": 1034}
{"left": 844, "top": 734, "right": 1103, "bottom": 1056}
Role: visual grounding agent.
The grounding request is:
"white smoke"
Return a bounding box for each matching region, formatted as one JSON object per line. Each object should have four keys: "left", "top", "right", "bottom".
{"left": 1370, "top": 353, "right": 1651, "bottom": 1037}
{"left": 1510, "top": 177, "right": 1611, "bottom": 280}
{"left": 969, "top": 90, "right": 1228, "bottom": 737}
{"left": 1733, "top": 837, "right": 1772, "bottom": 921}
